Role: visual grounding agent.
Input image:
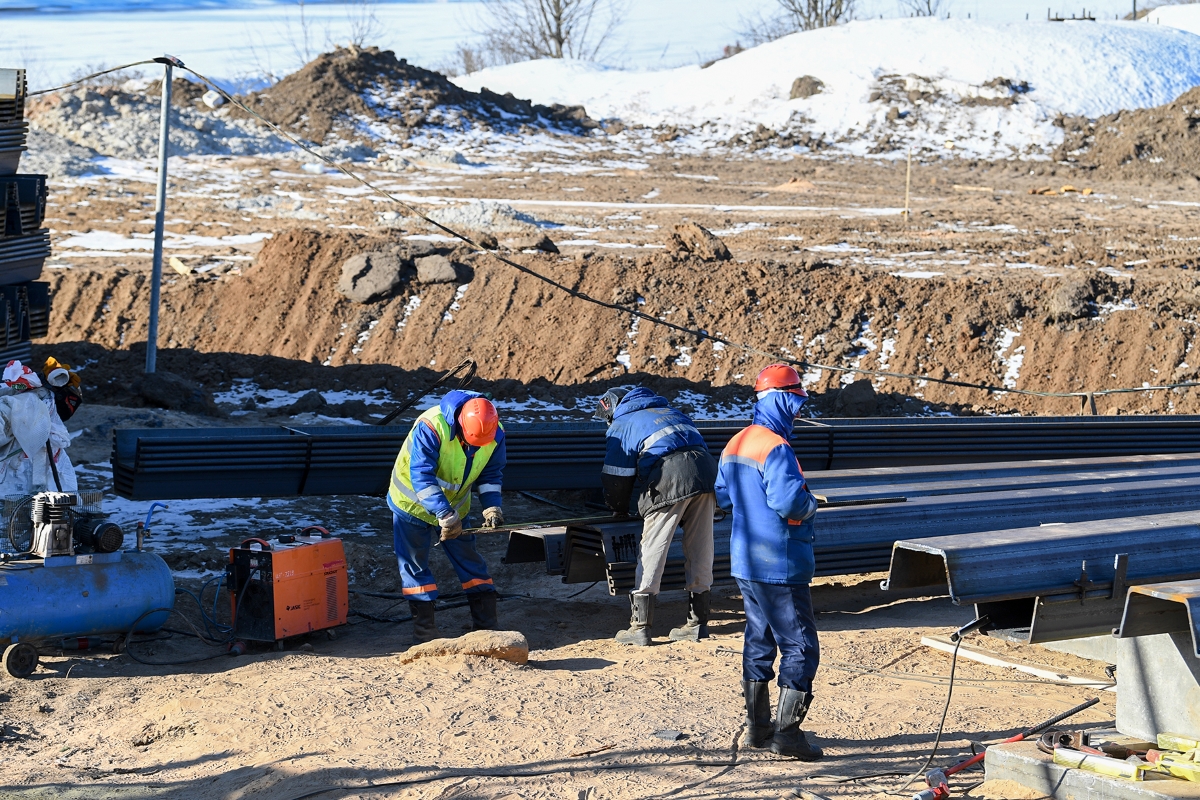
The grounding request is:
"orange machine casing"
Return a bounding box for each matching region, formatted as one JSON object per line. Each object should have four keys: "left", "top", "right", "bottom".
{"left": 227, "top": 534, "right": 348, "bottom": 643}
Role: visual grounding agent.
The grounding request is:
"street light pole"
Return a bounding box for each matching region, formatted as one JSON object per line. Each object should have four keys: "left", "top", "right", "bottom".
{"left": 145, "top": 55, "right": 184, "bottom": 374}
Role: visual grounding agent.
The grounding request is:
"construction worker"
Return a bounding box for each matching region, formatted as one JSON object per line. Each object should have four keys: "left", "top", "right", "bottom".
{"left": 595, "top": 387, "right": 718, "bottom": 646}
{"left": 715, "top": 364, "right": 822, "bottom": 761}
{"left": 388, "top": 390, "right": 506, "bottom": 643}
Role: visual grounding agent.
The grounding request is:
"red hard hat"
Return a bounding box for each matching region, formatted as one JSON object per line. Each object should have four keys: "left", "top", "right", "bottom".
{"left": 754, "top": 364, "right": 809, "bottom": 397}
{"left": 459, "top": 397, "right": 499, "bottom": 447}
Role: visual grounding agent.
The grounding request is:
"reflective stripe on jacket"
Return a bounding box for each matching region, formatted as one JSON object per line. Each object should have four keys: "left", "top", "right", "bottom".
{"left": 601, "top": 387, "right": 716, "bottom": 516}
{"left": 388, "top": 401, "right": 500, "bottom": 525}
{"left": 715, "top": 399, "right": 818, "bottom": 585}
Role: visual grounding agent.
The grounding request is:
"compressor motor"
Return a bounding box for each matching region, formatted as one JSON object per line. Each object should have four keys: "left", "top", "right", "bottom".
{"left": 29, "top": 492, "right": 75, "bottom": 558}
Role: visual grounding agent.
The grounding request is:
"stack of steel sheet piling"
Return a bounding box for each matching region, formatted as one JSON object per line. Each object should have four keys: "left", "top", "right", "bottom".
{"left": 499, "top": 452, "right": 1200, "bottom": 594}
{"left": 0, "top": 68, "right": 51, "bottom": 362}
{"left": 113, "top": 416, "right": 1200, "bottom": 500}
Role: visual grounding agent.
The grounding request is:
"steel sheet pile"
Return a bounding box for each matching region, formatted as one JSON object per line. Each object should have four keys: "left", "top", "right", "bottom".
{"left": 0, "top": 68, "right": 51, "bottom": 363}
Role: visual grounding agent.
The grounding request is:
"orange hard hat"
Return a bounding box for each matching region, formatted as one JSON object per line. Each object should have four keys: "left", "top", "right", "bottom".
{"left": 754, "top": 364, "right": 808, "bottom": 397}
{"left": 458, "top": 397, "right": 499, "bottom": 446}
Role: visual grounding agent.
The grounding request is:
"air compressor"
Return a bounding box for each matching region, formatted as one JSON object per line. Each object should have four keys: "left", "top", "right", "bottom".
{"left": 0, "top": 492, "right": 174, "bottom": 678}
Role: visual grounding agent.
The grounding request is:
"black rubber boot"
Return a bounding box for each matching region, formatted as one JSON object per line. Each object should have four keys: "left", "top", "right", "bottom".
{"left": 468, "top": 592, "right": 499, "bottom": 631}
{"left": 742, "top": 680, "right": 774, "bottom": 748}
{"left": 615, "top": 593, "right": 655, "bottom": 646}
{"left": 669, "top": 591, "right": 711, "bottom": 641}
{"left": 409, "top": 599, "right": 442, "bottom": 644}
{"left": 770, "top": 688, "right": 823, "bottom": 761}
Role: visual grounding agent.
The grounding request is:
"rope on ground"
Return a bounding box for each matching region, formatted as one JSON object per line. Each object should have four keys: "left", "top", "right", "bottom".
{"left": 60, "top": 57, "right": 1186, "bottom": 408}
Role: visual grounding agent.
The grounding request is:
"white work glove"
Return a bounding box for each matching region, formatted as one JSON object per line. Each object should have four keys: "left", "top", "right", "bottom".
{"left": 482, "top": 507, "right": 505, "bottom": 529}
{"left": 438, "top": 510, "right": 463, "bottom": 541}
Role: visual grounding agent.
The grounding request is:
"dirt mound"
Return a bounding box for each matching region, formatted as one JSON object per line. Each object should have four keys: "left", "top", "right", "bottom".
{"left": 1055, "top": 86, "right": 1200, "bottom": 177}
{"left": 238, "top": 46, "right": 597, "bottom": 143}
{"left": 38, "top": 226, "right": 1200, "bottom": 417}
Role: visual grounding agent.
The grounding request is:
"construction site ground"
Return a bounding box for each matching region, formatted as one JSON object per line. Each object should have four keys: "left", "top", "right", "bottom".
{"left": 6, "top": 100, "right": 1189, "bottom": 797}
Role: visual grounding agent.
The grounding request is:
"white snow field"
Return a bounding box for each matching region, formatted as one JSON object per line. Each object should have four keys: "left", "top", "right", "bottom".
{"left": 0, "top": 0, "right": 1156, "bottom": 89}
{"left": 454, "top": 18, "right": 1200, "bottom": 160}
{"left": 1150, "top": 5, "right": 1200, "bottom": 34}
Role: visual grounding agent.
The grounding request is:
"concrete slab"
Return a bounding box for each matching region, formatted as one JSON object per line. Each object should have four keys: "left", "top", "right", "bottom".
{"left": 985, "top": 742, "right": 1200, "bottom": 800}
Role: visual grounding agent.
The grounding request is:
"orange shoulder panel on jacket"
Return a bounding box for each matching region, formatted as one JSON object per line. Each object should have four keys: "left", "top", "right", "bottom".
{"left": 723, "top": 424, "right": 788, "bottom": 464}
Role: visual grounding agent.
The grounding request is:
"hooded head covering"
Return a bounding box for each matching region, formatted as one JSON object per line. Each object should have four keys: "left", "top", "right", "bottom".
{"left": 751, "top": 389, "right": 808, "bottom": 440}
{"left": 4, "top": 360, "right": 42, "bottom": 392}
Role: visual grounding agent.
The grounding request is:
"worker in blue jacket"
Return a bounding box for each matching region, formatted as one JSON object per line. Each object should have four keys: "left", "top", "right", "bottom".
{"left": 714, "top": 364, "right": 822, "bottom": 761}
{"left": 596, "top": 387, "right": 718, "bottom": 646}
{"left": 388, "top": 390, "right": 506, "bottom": 643}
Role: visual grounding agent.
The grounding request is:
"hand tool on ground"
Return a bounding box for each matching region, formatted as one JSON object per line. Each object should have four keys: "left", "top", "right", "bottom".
{"left": 913, "top": 696, "right": 1101, "bottom": 800}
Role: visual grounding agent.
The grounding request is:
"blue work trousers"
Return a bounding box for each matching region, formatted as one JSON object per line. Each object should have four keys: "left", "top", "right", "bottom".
{"left": 393, "top": 511, "right": 495, "bottom": 601}
{"left": 736, "top": 578, "right": 820, "bottom": 693}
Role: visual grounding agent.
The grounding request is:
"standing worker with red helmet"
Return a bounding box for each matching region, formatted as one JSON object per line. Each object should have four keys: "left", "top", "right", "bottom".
{"left": 388, "top": 390, "right": 506, "bottom": 643}
{"left": 715, "top": 365, "right": 823, "bottom": 761}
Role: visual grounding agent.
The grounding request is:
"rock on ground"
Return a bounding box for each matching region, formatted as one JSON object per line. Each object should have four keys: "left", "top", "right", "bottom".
{"left": 416, "top": 254, "right": 459, "bottom": 284}
{"left": 1046, "top": 279, "right": 1094, "bottom": 321}
{"left": 790, "top": 76, "right": 825, "bottom": 99}
{"left": 337, "top": 251, "right": 409, "bottom": 303}
{"left": 667, "top": 223, "right": 731, "bottom": 261}
{"left": 136, "top": 370, "right": 218, "bottom": 416}
{"left": 834, "top": 379, "right": 879, "bottom": 417}
{"left": 399, "top": 630, "right": 529, "bottom": 665}
{"left": 505, "top": 234, "right": 559, "bottom": 254}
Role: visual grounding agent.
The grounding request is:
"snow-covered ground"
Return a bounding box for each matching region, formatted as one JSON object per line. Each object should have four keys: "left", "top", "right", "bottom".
{"left": 1149, "top": 4, "right": 1200, "bottom": 33}
{"left": 454, "top": 18, "right": 1200, "bottom": 160}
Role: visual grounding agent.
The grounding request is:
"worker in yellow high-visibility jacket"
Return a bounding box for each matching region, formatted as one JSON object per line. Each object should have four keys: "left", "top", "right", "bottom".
{"left": 388, "top": 390, "right": 505, "bottom": 643}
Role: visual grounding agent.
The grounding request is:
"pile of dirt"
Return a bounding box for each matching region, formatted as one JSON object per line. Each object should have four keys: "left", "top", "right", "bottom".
{"left": 38, "top": 226, "right": 1200, "bottom": 417}
{"left": 237, "top": 46, "right": 597, "bottom": 144}
{"left": 1055, "top": 86, "right": 1200, "bottom": 178}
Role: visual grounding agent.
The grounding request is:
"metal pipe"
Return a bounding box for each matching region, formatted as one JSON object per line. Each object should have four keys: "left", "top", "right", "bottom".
{"left": 145, "top": 56, "right": 182, "bottom": 374}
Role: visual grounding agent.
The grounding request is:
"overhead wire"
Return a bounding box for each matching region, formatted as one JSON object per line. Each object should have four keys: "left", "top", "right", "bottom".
{"left": 38, "top": 57, "right": 1188, "bottom": 408}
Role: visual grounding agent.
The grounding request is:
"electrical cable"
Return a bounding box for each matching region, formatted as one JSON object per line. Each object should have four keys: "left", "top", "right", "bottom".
{"left": 122, "top": 575, "right": 252, "bottom": 666}
{"left": 283, "top": 724, "right": 746, "bottom": 800}
{"left": 376, "top": 358, "right": 476, "bottom": 426}
{"left": 896, "top": 637, "right": 961, "bottom": 795}
{"left": 27, "top": 60, "right": 161, "bottom": 97}
{"left": 151, "top": 62, "right": 1200, "bottom": 407}
{"left": 566, "top": 581, "right": 599, "bottom": 598}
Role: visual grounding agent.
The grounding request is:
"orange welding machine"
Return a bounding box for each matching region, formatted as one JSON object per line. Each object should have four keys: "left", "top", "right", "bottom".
{"left": 226, "top": 526, "right": 348, "bottom": 646}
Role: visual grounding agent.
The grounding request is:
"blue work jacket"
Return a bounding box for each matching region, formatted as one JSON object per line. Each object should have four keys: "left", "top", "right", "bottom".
{"left": 715, "top": 391, "right": 818, "bottom": 585}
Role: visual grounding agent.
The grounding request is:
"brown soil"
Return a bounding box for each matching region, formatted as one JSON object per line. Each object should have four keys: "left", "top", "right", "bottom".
{"left": 41, "top": 221, "right": 1200, "bottom": 417}
{"left": 238, "top": 46, "right": 595, "bottom": 143}
{"left": 1056, "top": 86, "right": 1200, "bottom": 179}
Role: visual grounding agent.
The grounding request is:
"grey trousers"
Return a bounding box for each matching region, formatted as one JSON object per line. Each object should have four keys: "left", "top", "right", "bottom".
{"left": 633, "top": 492, "right": 715, "bottom": 596}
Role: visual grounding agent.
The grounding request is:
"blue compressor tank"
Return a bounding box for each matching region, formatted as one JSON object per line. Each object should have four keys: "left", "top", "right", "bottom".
{"left": 0, "top": 551, "right": 174, "bottom": 640}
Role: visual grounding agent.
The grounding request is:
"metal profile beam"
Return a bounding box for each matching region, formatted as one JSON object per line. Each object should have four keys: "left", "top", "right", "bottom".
{"left": 1115, "top": 580, "right": 1200, "bottom": 659}
{"left": 885, "top": 512, "right": 1200, "bottom": 643}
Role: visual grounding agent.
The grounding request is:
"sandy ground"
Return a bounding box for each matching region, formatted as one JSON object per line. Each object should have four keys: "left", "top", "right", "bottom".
{"left": 0, "top": 563, "right": 1115, "bottom": 800}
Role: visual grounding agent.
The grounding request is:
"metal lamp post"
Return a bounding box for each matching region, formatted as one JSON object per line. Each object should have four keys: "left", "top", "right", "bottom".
{"left": 145, "top": 55, "right": 184, "bottom": 374}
